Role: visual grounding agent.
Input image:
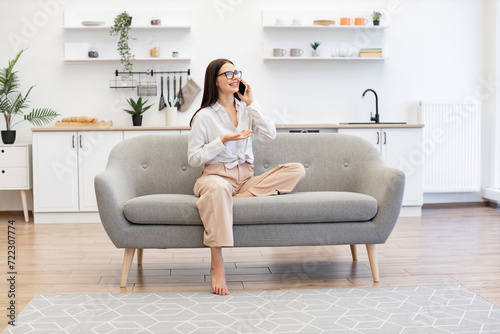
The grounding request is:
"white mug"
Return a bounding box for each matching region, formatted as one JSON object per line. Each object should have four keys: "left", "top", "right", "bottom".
{"left": 273, "top": 48, "right": 287, "bottom": 57}
{"left": 290, "top": 48, "right": 304, "bottom": 57}
{"left": 275, "top": 18, "right": 286, "bottom": 25}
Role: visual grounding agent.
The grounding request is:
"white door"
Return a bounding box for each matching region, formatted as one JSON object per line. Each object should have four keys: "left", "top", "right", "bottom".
{"left": 383, "top": 128, "right": 423, "bottom": 205}
{"left": 78, "top": 131, "right": 123, "bottom": 211}
{"left": 33, "top": 132, "right": 79, "bottom": 212}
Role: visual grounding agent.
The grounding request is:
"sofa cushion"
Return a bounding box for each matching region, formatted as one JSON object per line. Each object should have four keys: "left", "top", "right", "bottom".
{"left": 123, "top": 192, "right": 377, "bottom": 225}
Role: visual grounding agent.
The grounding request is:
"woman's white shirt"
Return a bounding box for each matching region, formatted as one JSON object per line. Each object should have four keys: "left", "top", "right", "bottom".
{"left": 188, "top": 100, "right": 276, "bottom": 169}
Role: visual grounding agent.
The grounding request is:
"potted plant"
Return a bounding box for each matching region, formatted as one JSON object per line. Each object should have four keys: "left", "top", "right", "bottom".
{"left": 0, "top": 49, "right": 59, "bottom": 144}
{"left": 310, "top": 41, "right": 321, "bottom": 57}
{"left": 123, "top": 97, "right": 153, "bottom": 126}
{"left": 110, "top": 11, "right": 135, "bottom": 72}
{"left": 372, "top": 11, "right": 382, "bottom": 26}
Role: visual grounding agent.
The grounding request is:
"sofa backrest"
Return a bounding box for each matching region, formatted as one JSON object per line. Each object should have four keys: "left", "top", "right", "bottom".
{"left": 104, "top": 133, "right": 383, "bottom": 196}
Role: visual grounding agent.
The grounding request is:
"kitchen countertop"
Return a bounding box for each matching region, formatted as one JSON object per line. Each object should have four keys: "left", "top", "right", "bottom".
{"left": 32, "top": 123, "right": 424, "bottom": 131}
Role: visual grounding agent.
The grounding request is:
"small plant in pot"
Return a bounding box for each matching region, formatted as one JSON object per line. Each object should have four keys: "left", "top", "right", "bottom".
{"left": 0, "top": 49, "right": 60, "bottom": 144}
{"left": 310, "top": 41, "right": 321, "bottom": 57}
{"left": 110, "top": 11, "right": 135, "bottom": 72}
{"left": 124, "top": 97, "right": 153, "bottom": 126}
{"left": 372, "top": 11, "right": 382, "bottom": 26}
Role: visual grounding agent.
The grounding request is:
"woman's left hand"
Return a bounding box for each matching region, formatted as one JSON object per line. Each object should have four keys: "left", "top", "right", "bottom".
{"left": 237, "top": 79, "right": 254, "bottom": 106}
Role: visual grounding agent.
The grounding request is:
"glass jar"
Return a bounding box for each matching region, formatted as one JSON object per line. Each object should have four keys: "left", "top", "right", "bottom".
{"left": 151, "top": 16, "right": 161, "bottom": 25}
{"left": 149, "top": 37, "right": 160, "bottom": 58}
{"left": 88, "top": 43, "right": 99, "bottom": 58}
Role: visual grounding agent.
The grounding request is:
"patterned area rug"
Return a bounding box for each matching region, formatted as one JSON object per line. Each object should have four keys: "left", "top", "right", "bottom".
{"left": 3, "top": 285, "right": 500, "bottom": 334}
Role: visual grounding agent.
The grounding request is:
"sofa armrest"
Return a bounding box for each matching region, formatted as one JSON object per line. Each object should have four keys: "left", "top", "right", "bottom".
{"left": 94, "top": 168, "right": 138, "bottom": 248}
{"left": 355, "top": 162, "right": 406, "bottom": 242}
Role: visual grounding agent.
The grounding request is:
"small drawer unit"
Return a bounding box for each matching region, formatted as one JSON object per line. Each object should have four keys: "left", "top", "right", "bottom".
{"left": 0, "top": 144, "right": 33, "bottom": 222}
{"left": 0, "top": 145, "right": 31, "bottom": 189}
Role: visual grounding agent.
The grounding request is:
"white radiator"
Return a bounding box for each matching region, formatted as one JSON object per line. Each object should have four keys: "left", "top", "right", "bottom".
{"left": 419, "top": 101, "right": 481, "bottom": 193}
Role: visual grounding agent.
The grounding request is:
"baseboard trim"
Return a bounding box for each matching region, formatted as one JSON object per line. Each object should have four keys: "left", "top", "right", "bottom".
{"left": 423, "top": 202, "right": 489, "bottom": 209}
{"left": 33, "top": 212, "right": 101, "bottom": 224}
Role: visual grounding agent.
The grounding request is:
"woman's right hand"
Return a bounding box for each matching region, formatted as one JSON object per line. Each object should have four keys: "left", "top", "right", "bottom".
{"left": 221, "top": 130, "right": 253, "bottom": 143}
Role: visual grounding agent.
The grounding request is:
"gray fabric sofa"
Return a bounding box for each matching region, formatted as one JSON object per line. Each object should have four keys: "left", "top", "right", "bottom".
{"left": 95, "top": 133, "right": 405, "bottom": 288}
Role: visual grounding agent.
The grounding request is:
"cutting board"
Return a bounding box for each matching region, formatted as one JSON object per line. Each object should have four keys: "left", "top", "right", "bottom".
{"left": 54, "top": 121, "right": 113, "bottom": 127}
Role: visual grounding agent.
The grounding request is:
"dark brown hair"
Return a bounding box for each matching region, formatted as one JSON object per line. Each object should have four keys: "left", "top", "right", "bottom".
{"left": 189, "top": 58, "right": 238, "bottom": 127}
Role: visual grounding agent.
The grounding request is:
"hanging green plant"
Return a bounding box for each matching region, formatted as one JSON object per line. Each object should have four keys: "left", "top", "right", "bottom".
{"left": 110, "top": 11, "right": 135, "bottom": 72}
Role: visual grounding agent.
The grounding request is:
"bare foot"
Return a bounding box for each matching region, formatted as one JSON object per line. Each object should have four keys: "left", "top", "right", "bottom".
{"left": 210, "top": 266, "right": 229, "bottom": 295}
{"left": 210, "top": 247, "right": 230, "bottom": 295}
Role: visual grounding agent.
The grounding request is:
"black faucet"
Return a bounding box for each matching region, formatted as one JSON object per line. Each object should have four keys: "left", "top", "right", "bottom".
{"left": 362, "top": 89, "right": 379, "bottom": 123}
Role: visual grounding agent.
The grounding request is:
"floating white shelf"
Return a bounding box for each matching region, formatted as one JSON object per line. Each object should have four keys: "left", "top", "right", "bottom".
{"left": 63, "top": 10, "right": 192, "bottom": 65}
{"left": 263, "top": 24, "right": 388, "bottom": 31}
{"left": 63, "top": 25, "right": 191, "bottom": 31}
{"left": 63, "top": 57, "right": 191, "bottom": 63}
{"left": 263, "top": 57, "right": 387, "bottom": 62}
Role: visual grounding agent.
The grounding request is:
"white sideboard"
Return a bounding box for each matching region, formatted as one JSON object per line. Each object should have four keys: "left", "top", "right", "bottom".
{"left": 32, "top": 124, "right": 423, "bottom": 223}
{"left": 0, "top": 144, "right": 32, "bottom": 222}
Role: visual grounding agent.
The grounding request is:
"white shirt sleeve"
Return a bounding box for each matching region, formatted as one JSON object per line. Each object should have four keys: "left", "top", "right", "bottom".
{"left": 246, "top": 101, "right": 276, "bottom": 142}
{"left": 187, "top": 113, "right": 226, "bottom": 167}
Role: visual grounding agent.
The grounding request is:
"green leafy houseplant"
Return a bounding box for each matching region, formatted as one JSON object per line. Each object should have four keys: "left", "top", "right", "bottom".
{"left": 110, "top": 11, "right": 135, "bottom": 72}
{"left": 0, "top": 49, "right": 59, "bottom": 144}
{"left": 123, "top": 97, "right": 153, "bottom": 126}
{"left": 372, "top": 11, "right": 382, "bottom": 25}
{"left": 310, "top": 41, "right": 321, "bottom": 57}
{"left": 124, "top": 97, "right": 153, "bottom": 115}
{"left": 310, "top": 41, "right": 321, "bottom": 50}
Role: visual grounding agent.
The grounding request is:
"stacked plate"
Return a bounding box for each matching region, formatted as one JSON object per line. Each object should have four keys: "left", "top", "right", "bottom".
{"left": 81, "top": 21, "right": 105, "bottom": 26}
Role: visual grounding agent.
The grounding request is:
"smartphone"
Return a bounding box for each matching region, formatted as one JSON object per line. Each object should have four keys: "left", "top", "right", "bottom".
{"left": 238, "top": 81, "right": 246, "bottom": 96}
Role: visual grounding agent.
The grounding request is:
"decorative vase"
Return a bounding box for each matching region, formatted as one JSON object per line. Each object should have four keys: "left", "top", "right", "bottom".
{"left": 132, "top": 115, "right": 143, "bottom": 126}
{"left": 312, "top": 50, "right": 320, "bottom": 57}
{"left": 373, "top": 20, "right": 380, "bottom": 26}
{"left": 1, "top": 130, "right": 16, "bottom": 144}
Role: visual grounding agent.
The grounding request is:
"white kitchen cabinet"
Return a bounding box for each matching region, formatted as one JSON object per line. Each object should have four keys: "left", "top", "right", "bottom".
{"left": 0, "top": 144, "right": 32, "bottom": 222}
{"left": 338, "top": 127, "right": 423, "bottom": 210}
{"left": 33, "top": 131, "right": 122, "bottom": 214}
{"left": 78, "top": 131, "right": 124, "bottom": 211}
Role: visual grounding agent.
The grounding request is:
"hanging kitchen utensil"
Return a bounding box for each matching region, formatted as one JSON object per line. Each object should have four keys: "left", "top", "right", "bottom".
{"left": 167, "top": 74, "right": 172, "bottom": 107}
{"left": 173, "top": 75, "right": 177, "bottom": 102}
{"left": 175, "top": 74, "right": 185, "bottom": 109}
{"left": 159, "top": 76, "right": 167, "bottom": 111}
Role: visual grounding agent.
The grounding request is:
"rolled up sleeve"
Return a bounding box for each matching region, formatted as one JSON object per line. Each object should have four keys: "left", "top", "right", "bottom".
{"left": 247, "top": 101, "right": 276, "bottom": 142}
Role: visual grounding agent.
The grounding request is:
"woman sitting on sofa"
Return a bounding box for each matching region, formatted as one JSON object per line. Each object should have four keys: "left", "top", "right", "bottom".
{"left": 188, "top": 59, "right": 305, "bottom": 295}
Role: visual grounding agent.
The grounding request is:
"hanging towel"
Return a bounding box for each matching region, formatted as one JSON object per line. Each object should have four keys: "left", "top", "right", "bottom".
{"left": 178, "top": 78, "right": 201, "bottom": 112}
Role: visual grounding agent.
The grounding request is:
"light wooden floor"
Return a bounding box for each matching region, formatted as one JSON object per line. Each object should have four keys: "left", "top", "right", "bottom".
{"left": 1, "top": 205, "right": 499, "bottom": 331}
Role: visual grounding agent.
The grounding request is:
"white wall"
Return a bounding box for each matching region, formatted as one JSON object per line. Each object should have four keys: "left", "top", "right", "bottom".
{"left": 0, "top": 0, "right": 490, "bottom": 210}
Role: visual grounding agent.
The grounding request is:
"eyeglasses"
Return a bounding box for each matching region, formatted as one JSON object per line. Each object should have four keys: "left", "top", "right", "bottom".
{"left": 217, "top": 70, "right": 242, "bottom": 80}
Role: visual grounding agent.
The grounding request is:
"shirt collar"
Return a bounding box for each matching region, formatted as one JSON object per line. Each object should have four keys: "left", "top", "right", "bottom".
{"left": 211, "top": 102, "right": 223, "bottom": 112}
{"left": 211, "top": 99, "right": 244, "bottom": 112}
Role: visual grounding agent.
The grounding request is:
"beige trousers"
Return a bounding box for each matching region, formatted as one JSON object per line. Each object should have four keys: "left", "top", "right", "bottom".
{"left": 193, "top": 162, "right": 306, "bottom": 247}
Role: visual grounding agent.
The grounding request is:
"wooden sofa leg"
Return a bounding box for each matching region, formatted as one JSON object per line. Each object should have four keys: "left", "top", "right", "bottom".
{"left": 120, "top": 248, "right": 135, "bottom": 288}
{"left": 366, "top": 244, "right": 380, "bottom": 283}
{"left": 350, "top": 245, "right": 358, "bottom": 261}
{"left": 137, "top": 249, "right": 143, "bottom": 268}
